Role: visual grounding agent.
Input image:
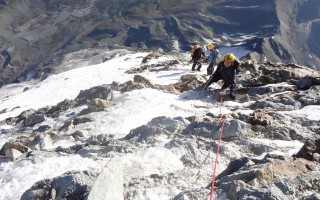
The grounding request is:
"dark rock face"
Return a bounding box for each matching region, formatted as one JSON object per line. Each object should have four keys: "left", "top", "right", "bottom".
{"left": 0, "top": 0, "right": 319, "bottom": 86}
{"left": 20, "top": 171, "right": 98, "bottom": 200}
{"left": 295, "top": 139, "right": 320, "bottom": 162}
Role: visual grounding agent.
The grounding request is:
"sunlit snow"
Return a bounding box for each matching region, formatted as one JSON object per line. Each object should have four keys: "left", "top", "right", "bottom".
{"left": 0, "top": 49, "right": 310, "bottom": 199}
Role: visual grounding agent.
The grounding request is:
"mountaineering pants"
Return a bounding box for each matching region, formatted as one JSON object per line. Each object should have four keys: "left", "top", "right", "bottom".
{"left": 192, "top": 60, "right": 202, "bottom": 71}
{"left": 203, "top": 73, "right": 237, "bottom": 95}
{"left": 207, "top": 63, "right": 214, "bottom": 75}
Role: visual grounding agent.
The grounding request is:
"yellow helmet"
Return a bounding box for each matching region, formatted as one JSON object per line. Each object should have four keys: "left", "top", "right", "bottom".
{"left": 207, "top": 44, "right": 214, "bottom": 50}
{"left": 224, "top": 53, "right": 236, "bottom": 62}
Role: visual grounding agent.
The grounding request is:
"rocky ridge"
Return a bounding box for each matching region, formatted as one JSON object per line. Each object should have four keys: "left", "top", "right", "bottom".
{"left": 0, "top": 52, "right": 320, "bottom": 199}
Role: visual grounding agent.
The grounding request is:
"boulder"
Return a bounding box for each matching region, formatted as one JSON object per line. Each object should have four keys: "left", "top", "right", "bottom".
{"left": 24, "top": 114, "right": 46, "bottom": 127}
{"left": 75, "top": 85, "right": 113, "bottom": 106}
{"left": 87, "top": 159, "right": 124, "bottom": 200}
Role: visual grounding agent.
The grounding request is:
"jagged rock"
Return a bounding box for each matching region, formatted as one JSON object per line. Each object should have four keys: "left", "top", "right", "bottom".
{"left": 27, "top": 133, "right": 52, "bottom": 150}
{"left": 171, "top": 136, "right": 213, "bottom": 167}
{"left": 123, "top": 116, "right": 187, "bottom": 144}
{"left": 85, "top": 134, "right": 114, "bottom": 145}
{"left": 73, "top": 117, "right": 94, "bottom": 125}
{"left": 55, "top": 144, "right": 86, "bottom": 154}
{"left": 240, "top": 62, "right": 320, "bottom": 87}
{"left": 133, "top": 74, "right": 156, "bottom": 88}
{"left": 34, "top": 125, "right": 52, "bottom": 132}
{"left": 215, "top": 157, "right": 251, "bottom": 182}
{"left": 119, "top": 73, "right": 205, "bottom": 94}
{"left": 172, "top": 188, "right": 209, "bottom": 200}
{"left": 157, "top": 85, "right": 181, "bottom": 95}
{"left": 297, "top": 76, "right": 315, "bottom": 90}
{"left": 184, "top": 119, "right": 252, "bottom": 140}
{"left": 79, "top": 106, "right": 105, "bottom": 116}
{"left": 123, "top": 125, "right": 171, "bottom": 144}
{"left": 4, "top": 117, "right": 19, "bottom": 125}
{"left": 79, "top": 98, "right": 113, "bottom": 115}
{"left": 251, "top": 125, "right": 296, "bottom": 141}
{"left": 240, "top": 84, "right": 296, "bottom": 97}
{"left": 24, "top": 113, "right": 46, "bottom": 126}
{"left": 4, "top": 148, "right": 23, "bottom": 161}
{"left": 0, "top": 142, "right": 29, "bottom": 155}
{"left": 294, "top": 139, "right": 320, "bottom": 162}
{"left": 173, "top": 74, "right": 207, "bottom": 92}
{"left": 120, "top": 80, "right": 146, "bottom": 92}
{"left": 21, "top": 171, "right": 98, "bottom": 200}
{"left": 78, "top": 140, "right": 138, "bottom": 157}
{"left": 72, "top": 130, "right": 89, "bottom": 138}
{"left": 186, "top": 115, "right": 209, "bottom": 123}
{"left": 180, "top": 74, "right": 206, "bottom": 83}
{"left": 59, "top": 120, "right": 75, "bottom": 131}
{"left": 45, "top": 99, "right": 76, "bottom": 118}
{"left": 239, "top": 60, "right": 259, "bottom": 73}
{"left": 141, "top": 52, "right": 162, "bottom": 63}
{"left": 226, "top": 180, "right": 290, "bottom": 200}
{"left": 303, "top": 193, "right": 320, "bottom": 200}
{"left": 87, "top": 159, "right": 124, "bottom": 200}
{"left": 249, "top": 90, "right": 302, "bottom": 111}
{"left": 127, "top": 59, "right": 179, "bottom": 73}
{"left": 298, "top": 85, "right": 320, "bottom": 105}
{"left": 218, "top": 158, "right": 319, "bottom": 200}
{"left": 148, "top": 116, "right": 188, "bottom": 134}
{"left": 17, "top": 109, "right": 37, "bottom": 121}
{"left": 75, "top": 85, "right": 113, "bottom": 106}
{"left": 251, "top": 110, "right": 274, "bottom": 126}
{"left": 126, "top": 64, "right": 155, "bottom": 74}
{"left": 89, "top": 98, "right": 113, "bottom": 108}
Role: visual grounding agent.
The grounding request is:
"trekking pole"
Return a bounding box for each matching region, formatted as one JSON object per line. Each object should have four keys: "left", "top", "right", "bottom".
{"left": 202, "top": 75, "right": 213, "bottom": 90}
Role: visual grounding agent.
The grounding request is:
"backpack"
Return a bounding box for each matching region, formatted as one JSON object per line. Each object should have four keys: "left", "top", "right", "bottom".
{"left": 191, "top": 45, "right": 201, "bottom": 56}
{"left": 213, "top": 49, "right": 223, "bottom": 63}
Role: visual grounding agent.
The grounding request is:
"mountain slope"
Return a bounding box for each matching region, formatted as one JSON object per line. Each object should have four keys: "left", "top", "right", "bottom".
{"left": 0, "top": 50, "right": 320, "bottom": 199}
{"left": 256, "top": 0, "right": 320, "bottom": 70}
{"left": 0, "top": 0, "right": 319, "bottom": 87}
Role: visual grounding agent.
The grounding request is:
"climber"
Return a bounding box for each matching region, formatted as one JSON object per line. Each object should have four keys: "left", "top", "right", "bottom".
{"left": 203, "top": 53, "right": 240, "bottom": 100}
{"left": 205, "top": 44, "right": 220, "bottom": 75}
{"left": 190, "top": 44, "right": 206, "bottom": 71}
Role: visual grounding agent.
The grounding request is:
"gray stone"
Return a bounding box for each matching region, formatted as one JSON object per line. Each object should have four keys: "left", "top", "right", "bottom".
{"left": 297, "top": 76, "right": 314, "bottom": 90}
{"left": 28, "top": 134, "right": 52, "bottom": 150}
{"left": 75, "top": 85, "right": 113, "bottom": 106}
{"left": 24, "top": 114, "right": 46, "bottom": 127}
{"left": 4, "top": 148, "right": 23, "bottom": 161}
{"left": 87, "top": 159, "right": 124, "bottom": 200}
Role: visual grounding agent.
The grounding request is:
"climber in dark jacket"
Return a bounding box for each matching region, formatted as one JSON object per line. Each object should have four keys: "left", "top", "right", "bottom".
{"left": 191, "top": 45, "right": 206, "bottom": 71}
{"left": 203, "top": 53, "right": 240, "bottom": 100}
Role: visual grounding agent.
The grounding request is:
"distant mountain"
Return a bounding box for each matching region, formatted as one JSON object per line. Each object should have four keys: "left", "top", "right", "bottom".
{"left": 0, "top": 0, "right": 319, "bottom": 86}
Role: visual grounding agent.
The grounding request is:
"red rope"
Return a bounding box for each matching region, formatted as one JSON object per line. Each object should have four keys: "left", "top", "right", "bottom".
{"left": 209, "top": 96, "right": 225, "bottom": 200}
